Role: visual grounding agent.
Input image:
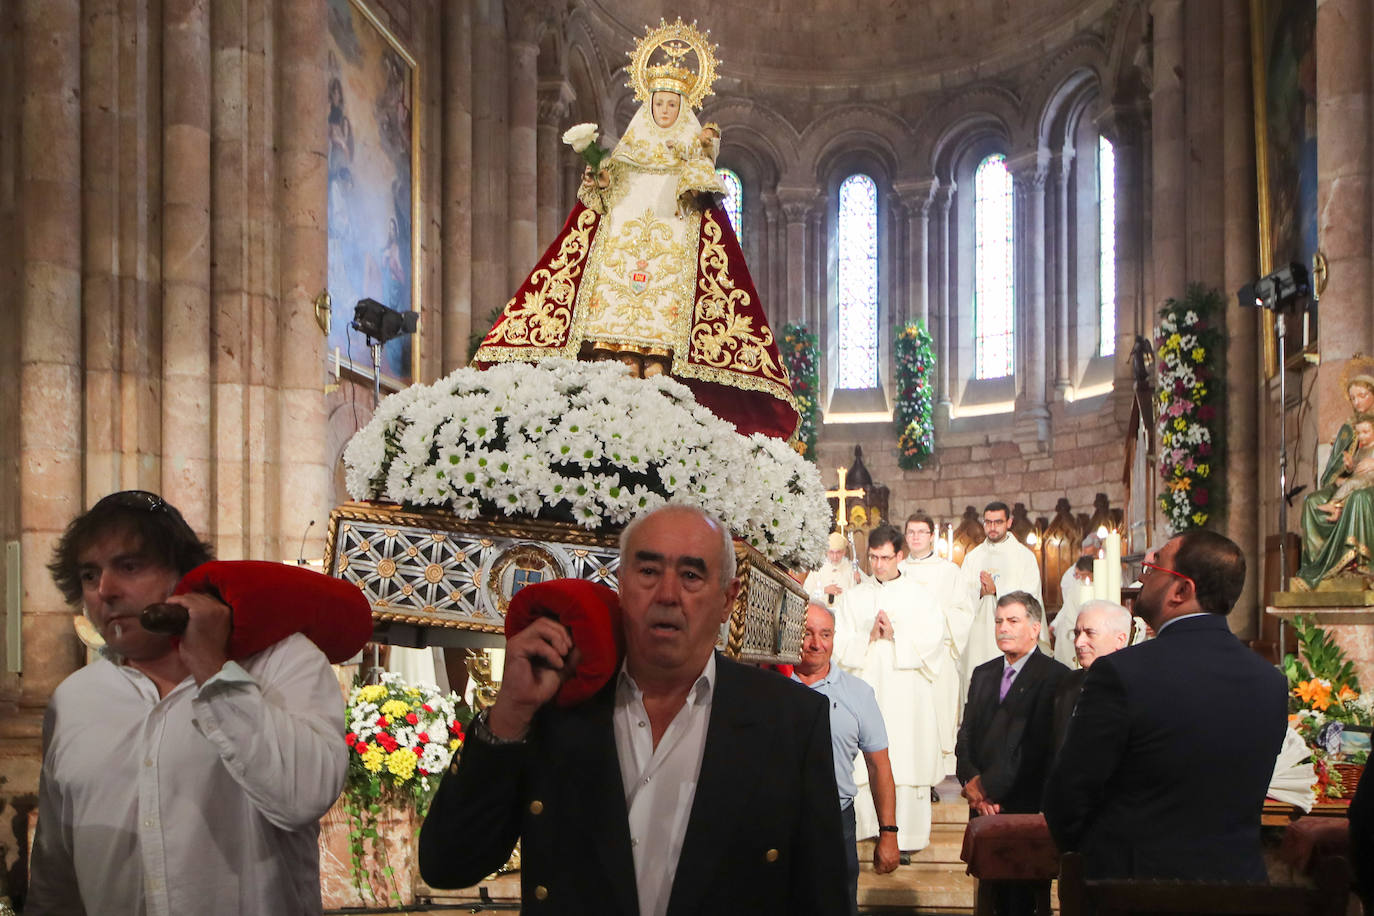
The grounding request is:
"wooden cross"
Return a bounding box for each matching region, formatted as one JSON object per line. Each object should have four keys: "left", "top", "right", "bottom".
{"left": 825, "top": 466, "right": 866, "bottom": 534}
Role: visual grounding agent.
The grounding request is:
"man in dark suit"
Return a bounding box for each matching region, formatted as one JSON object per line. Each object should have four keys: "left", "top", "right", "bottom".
{"left": 956, "top": 591, "right": 1070, "bottom": 816}
{"left": 1044, "top": 529, "right": 1288, "bottom": 880}
{"left": 1051, "top": 600, "right": 1131, "bottom": 751}
{"left": 418, "top": 505, "right": 848, "bottom": 915}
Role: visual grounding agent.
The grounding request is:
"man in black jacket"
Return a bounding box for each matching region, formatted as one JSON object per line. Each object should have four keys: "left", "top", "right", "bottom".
{"left": 956, "top": 591, "right": 1069, "bottom": 816}
{"left": 418, "top": 505, "right": 848, "bottom": 915}
{"left": 1044, "top": 529, "right": 1287, "bottom": 880}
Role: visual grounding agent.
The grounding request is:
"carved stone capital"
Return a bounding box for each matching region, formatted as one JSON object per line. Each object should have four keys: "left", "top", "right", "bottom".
{"left": 777, "top": 187, "right": 822, "bottom": 224}
{"left": 505, "top": 0, "right": 562, "bottom": 45}
{"left": 1006, "top": 150, "right": 1050, "bottom": 194}
{"left": 1094, "top": 103, "right": 1146, "bottom": 148}
{"left": 537, "top": 80, "right": 575, "bottom": 123}
{"left": 894, "top": 178, "right": 939, "bottom": 218}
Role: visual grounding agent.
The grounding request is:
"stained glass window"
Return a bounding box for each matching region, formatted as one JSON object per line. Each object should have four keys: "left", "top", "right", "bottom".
{"left": 974, "top": 154, "right": 1014, "bottom": 379}
{"left": 838, "top": 174, "right": 879, "bottom": 389}
{"left": 1098, "top": 136, "right": 1117, "bottom": 357}
{"left": 717, "top": 168, "right": 742, "bottom": 235}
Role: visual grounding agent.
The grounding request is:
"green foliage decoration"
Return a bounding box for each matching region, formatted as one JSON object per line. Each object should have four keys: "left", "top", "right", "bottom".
{"left": 894, "top": 321, "right": 936, "bottom": 470}
{"left": 782, "top": 322, "right": 820, "bottom": 461}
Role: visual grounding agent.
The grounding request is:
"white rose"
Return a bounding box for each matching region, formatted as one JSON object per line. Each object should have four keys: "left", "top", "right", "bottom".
{"left": 562, "top": 122, "right": 599, "bottom": 153}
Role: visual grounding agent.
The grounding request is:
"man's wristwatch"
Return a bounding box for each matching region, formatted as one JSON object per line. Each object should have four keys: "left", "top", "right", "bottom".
{"left": 878, "top": 825, "right": 899, "bottom": 833}
{"left": 470, "top": 709, "right": 529, "bottom": 746}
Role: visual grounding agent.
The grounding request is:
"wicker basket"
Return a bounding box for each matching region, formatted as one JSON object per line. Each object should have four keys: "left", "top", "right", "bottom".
{"left": 1333, "top": 762, "right": 1365, "bottom": 799}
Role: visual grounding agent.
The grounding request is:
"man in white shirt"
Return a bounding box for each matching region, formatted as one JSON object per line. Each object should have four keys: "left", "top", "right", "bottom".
{"left": 28, "top": 491, "right": 346, "bottom": 916}
{"left": 958, "top": 502, "right": 1046, "bottom": 701}
{"left": 836, "top": 524, "right": 944, "bottom": 852}
{"left": 793, "top": 601, "right": 899, "bottom": 916}
{"left": 899, "top": 512, "right": 972, "bottom": 775}
{"left": 803, "top": 531, "right": 861, "bottom": 606}
{"left": 420, "top": 504, "right": 848, "bottom": 915}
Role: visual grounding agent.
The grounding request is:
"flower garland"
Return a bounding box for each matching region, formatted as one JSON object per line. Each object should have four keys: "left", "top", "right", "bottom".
{"left": 343, "top": 358, "right": 829, "bottom": 569}
{"left": 343, "top": 673, "right": 472, "bottom": 905}
{"left": 1155, "top": 285, "right": 1225, "bottom": 532}
{"left": 894, "top": 321, "right": 936, "bottom": 471}
{"left": 782, "top": 323, "right": 819, "bottom": 460}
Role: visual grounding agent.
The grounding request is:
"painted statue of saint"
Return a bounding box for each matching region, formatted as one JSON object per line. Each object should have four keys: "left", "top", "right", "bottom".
{"left": 1295, "top": 356, "right": 1374, "bottom": 589}
{"left": 472, "top": 19, "right": 798, "bottom": 440}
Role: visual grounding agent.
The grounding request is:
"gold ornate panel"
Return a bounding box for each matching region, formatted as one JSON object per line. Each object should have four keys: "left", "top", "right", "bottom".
{"left": 326, "top": 501, "right": 806, "bottom": 664}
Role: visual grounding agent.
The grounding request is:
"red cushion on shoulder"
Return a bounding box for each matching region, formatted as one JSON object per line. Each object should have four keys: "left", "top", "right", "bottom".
{"left": 504, "top": 579, "right": 623, "bottom": 707}
{"left": 174, "top": 560, "right": 374, "bottom": 664}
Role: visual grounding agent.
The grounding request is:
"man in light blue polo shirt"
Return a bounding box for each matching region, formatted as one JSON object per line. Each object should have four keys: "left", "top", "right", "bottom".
{"left": 793, "top": 601, "right": 900, "bottom": 914}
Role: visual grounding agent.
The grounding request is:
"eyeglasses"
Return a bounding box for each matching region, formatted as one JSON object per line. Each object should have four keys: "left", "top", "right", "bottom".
{"left": 1141, "top": 561, "right": 1195, "bottom": 590}
{"left": 867, "top": 552, "right": 898, "bottom": 563}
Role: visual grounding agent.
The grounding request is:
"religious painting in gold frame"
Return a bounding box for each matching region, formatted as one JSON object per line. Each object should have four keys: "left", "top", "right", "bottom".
{"left": 1249, "top": 0, "right": 1318, "bottom": 377}
{"left": 324, "top": 0, "right": 421, "bottom": 389}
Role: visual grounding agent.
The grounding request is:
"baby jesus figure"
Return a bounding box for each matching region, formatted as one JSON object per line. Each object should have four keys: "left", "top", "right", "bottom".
{"left": 1316, "top": 414, "right": 1374, "bottom": 520}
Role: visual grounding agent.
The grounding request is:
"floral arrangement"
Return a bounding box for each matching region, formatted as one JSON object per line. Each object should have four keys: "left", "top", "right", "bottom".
{"left": 1156, "top": 284, "right": 1225, "bottom": 532}
{"left": 782, "top": 323, "right": 819, "bottom": 460}
{"left": 563, "top": 122, "right": 608, "bottom": 170}
{"left": 894, "top": 320, "right": 936, "bottom": 471}
{"left": 343, "top": 673, "right": 472, "bottom": 905}
{"left": 1284, "top": 615, "right": 1372, "bottom": 797}
{"left": 343, "top": 358, "right": 829, "bottom": 569}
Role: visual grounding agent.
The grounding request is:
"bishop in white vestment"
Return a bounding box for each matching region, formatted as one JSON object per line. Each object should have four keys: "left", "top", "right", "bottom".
{"left": 957, "top": 503, "right": 1046, "bottom": 700}
{"left": 803, "top": 531, "right": 861, "bottom": 606}
{"left": 835, "top": 527, "right": 944, "bottom": 852}
{"left": 899, "top": 515, "right": 972, "bottom": 775}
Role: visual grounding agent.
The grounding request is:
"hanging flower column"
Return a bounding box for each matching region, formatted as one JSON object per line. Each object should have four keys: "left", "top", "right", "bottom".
{"left": 1156, "top": 284, "right": 1226, "bottom": 532}
{"left": 782, "top": 322, "right": 820, "bottom": 461}
{"left": 894, "top": 321, "right": 936, "bottom": 471}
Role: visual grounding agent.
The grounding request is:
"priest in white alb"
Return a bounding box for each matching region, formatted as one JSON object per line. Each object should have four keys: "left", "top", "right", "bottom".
{"left": 835, "top": 523, "right": 944, "bottom": 852}
{"left": 898, "top": 512, "right": 972, "bottom": 776}
{"left": 804, "top": 531, "right": 861, "bottom": 607}
{"left": 957, "top": 501, "right": 1046, "bottom": 700}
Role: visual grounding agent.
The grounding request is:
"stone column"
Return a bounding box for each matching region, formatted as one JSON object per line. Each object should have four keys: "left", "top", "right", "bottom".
{"left": 778, "top": 188, "right": 814, "bottom": 327}
{"left": 161, "top": 0, "right": 213, "bottom": 532}
{"left": 1097, "top": 105, "right": 1148, "bottom": 421}
{"left": 536, "top": 80, "right": 574, "bottom": 248}
{"left": 443, "top": 0, "right": 474, "bottom": 371}
{"left": 896, "top": 179, "right": 937, "bottom": 327}
{"left": 760, "top": 190, "right": 781, "bottom": 329}
{"left": 1221, "top": 0, "right": 1262, "bottom": 633}
{"left": 471, "top": 2, "right": 509, "bottom": 322}
{"left": 507, "top": 38, "right": 540, "bottom": 291}
{"left": 274, "top": 0, "right": 331, "bottom": 560}
{"left": 1151, "top": 0, "right": 1187, "bottom": 307}
{"left": 1054, "top": 147, "right": 1075, "bottom": 397}
{"left": 807, "top": 201, "right": 825, "bottom": 333}
{"left": 935, "top": 182, "right": 956, "bottom": 422}
{"left": 1314, "top": 0, "right": 1374, "bottom": 434}
{"left": 1009, "top": 151, "right": 1050, "bottom": 432}
{"left": 15, "top": 0, "right": 83, "bottom": 725}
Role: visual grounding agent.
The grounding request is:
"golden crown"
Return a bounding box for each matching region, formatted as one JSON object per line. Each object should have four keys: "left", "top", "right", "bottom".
{"left": 1340, "top": 354, "right": 1374, "bottom": 398}
{"left": 626, "top": 18, "right": 719, "bottom": 110}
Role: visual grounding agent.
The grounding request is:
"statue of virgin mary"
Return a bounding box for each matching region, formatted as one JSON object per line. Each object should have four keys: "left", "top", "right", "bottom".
{"left": 472, "top": 19, "right": 799, "bottom": 441}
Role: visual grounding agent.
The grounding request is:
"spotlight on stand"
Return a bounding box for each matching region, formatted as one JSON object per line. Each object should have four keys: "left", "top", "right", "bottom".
{"left": 351, "top": 298, "right": 419, "bottom": 408}
{"left": 1237, "top": 262, "right": 1311, "bottom": 598}
{"left": 1237, "top": 262, "right": 1310, "bottom": 312}
{"left": 352, "top": 297, "right": 418, "bottom": 344}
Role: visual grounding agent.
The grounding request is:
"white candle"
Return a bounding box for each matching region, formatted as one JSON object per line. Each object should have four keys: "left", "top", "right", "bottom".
{"left": 1093, "top": 557, "right": 1108, "bottom": 599}
{"left": 1105, "top": 531, "right": 1122, "bottom": 601}
{"left": 1080, "top": 581, "right": 1095, "bottom": 606}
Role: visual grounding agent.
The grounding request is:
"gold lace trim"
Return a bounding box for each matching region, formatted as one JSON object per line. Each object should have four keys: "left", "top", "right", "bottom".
{"left": 672, "top": 210, "right": 796, "bottom": 410}
{"left": 473, "top": 208, "right": 598, "bottom": 361}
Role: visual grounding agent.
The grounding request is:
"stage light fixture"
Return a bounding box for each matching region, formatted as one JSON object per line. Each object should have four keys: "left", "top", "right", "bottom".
{"left": 352, "top": 298, "right": 418, "bottom": 344}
